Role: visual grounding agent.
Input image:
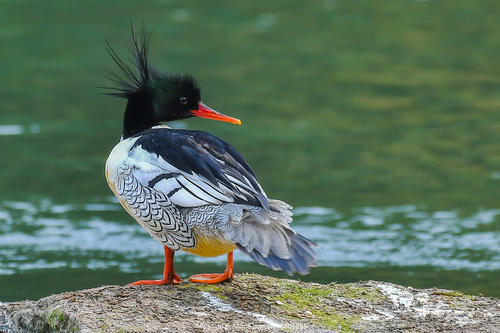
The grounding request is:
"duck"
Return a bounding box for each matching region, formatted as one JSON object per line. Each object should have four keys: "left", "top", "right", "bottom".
{"left": 104, "top": 27, "right": 316, "bottom": 285}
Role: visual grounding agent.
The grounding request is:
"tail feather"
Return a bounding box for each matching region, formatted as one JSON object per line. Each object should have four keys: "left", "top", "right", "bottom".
{"left": 197, "top": 199, "right": 317, "bottom": 275}
{"left": 234, "top": 199, "right": 317, "bottom": 275}
{"left": 237, "top": 232, "right": 317, "bottom": 275}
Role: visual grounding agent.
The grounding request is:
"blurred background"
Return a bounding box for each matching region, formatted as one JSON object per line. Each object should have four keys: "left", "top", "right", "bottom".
{"left": 1, "top": 0, "right": 499, "bottom": 301}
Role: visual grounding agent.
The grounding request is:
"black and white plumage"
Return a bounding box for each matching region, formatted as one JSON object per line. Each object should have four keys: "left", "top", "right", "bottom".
{"left": 104, "top": 27, "right": 316, "bottom": 278}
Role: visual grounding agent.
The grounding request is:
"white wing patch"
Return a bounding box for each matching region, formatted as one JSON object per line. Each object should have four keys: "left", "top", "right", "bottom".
{"left": 126, "top": 145, "right": 264, "bottom": 208}
{"left": 154, "top": 177, "right": 180, "bottom": 195}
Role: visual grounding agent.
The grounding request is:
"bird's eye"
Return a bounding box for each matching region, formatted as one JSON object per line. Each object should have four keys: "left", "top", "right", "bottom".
{"left": 179, "top": 97, "right": 188, "bottom": 105}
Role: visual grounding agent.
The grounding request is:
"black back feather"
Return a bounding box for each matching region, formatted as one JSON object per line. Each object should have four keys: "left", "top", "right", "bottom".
{"left": 103, "top": 25, "right": 152, "bottom": 98}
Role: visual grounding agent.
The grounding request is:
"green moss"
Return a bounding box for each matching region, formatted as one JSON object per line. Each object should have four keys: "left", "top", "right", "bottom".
{"left": 176, "top": 282, "right": 221, "bottom": 292}
{"left": 236, "top": 274, "right": 386, "bottom": 331}
{"left": 99, "top": 323, "right": 109, "bottom": 330}
{"left": 192, "top": 284, "right": 222, "bottom": 293}
{"left": 335, "top": 283, "right": 386, "bottom": 302}
{"left": 179, "top": 282, "right": 228, "bottom": 300}
{"left": 277, "top": 280, "right": 384, "bottom": 302}
{"left": 436, "top": 290, "right": 476, "bottom": 310}
{"left": 433, "top": 290, "right": 468, "bottom": 297}
{"left": 46, "top": 308, "right": 68, "bottom": 330}
{"left": 270, "top": 281, "right": 361, "bottom": 332}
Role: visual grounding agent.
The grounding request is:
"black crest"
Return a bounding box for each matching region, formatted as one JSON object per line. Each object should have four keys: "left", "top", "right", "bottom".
{"left": 103, "top": 25, "right": 152, "bottom": 98}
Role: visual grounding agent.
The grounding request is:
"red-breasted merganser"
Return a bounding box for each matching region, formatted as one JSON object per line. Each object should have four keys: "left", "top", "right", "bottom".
{"left": 104, "top": 28, "right": 316, "bottom": 285}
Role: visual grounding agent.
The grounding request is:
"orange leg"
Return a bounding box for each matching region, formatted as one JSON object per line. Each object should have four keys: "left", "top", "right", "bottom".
{"left": 189, "top": 251, "right": 234, "bottom": 284}
{"left": 128, "top": 246, "right": 182, "bottom": 286}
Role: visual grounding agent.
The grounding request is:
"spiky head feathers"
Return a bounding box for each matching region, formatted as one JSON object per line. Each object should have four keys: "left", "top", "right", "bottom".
{"left": 104, "top": 26, "right": 202, "bottom": 122}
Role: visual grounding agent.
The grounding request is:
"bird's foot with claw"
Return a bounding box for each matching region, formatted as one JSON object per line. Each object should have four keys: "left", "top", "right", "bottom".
{"left": 128, "top": 273, "right": 182, "bottom": 286}
{"left": 189, "top": 269, "right": 233, "bottom": 284}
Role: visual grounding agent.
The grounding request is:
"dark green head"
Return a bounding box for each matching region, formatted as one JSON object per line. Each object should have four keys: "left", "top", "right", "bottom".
{"left": 148, "top": 72, "right": 201, "bottom": 122}
{"left": 105, "top": 26, "right": 240, "bottom": 139}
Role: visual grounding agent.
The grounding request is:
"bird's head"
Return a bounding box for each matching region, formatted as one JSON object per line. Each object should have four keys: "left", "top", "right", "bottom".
{"left": 148, "top": 72, "right": 241, "bottom": 125}
{"left": 105, "top": 26, "right": 241, "bottom": 138}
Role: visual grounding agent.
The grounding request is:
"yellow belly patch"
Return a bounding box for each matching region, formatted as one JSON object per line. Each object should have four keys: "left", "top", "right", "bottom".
{"left": 182, "top": 228, "right": 236, "bottom": 257}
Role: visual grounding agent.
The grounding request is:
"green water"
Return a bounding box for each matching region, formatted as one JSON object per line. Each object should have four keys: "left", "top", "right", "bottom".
{"left": 0, "top": 0, "right": 499, "bottom": 301}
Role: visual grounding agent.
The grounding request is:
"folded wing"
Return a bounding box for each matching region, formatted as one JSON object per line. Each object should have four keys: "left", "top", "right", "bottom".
{"left": 128, "top": 128, "right": 270, "bottom": 210}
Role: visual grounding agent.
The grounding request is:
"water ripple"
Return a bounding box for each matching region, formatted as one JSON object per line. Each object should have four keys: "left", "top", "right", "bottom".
{"left": 0, "top": 124, "right": 40, "bottom": 135}
{"left": 0, "top": 201, "right": 498, "bottom": 274}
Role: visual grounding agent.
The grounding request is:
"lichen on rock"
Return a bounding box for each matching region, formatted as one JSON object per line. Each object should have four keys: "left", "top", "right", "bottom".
{"left": 0, "top": 274, "right": 498, "bottom": 332}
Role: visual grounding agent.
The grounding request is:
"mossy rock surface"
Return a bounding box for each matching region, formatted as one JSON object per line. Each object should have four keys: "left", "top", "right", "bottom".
{"left": 0, "top": 274, "right": 498, "bottom": 332}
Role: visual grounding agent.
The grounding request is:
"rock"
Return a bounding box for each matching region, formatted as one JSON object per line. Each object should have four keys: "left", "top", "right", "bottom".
{"left": 0, "top": 274, "right": 498, "bottom": 332}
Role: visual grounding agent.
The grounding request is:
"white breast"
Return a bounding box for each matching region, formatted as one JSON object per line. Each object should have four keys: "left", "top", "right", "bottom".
{"left": 105, "top": 136, "right": 140, "bottom": 187}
